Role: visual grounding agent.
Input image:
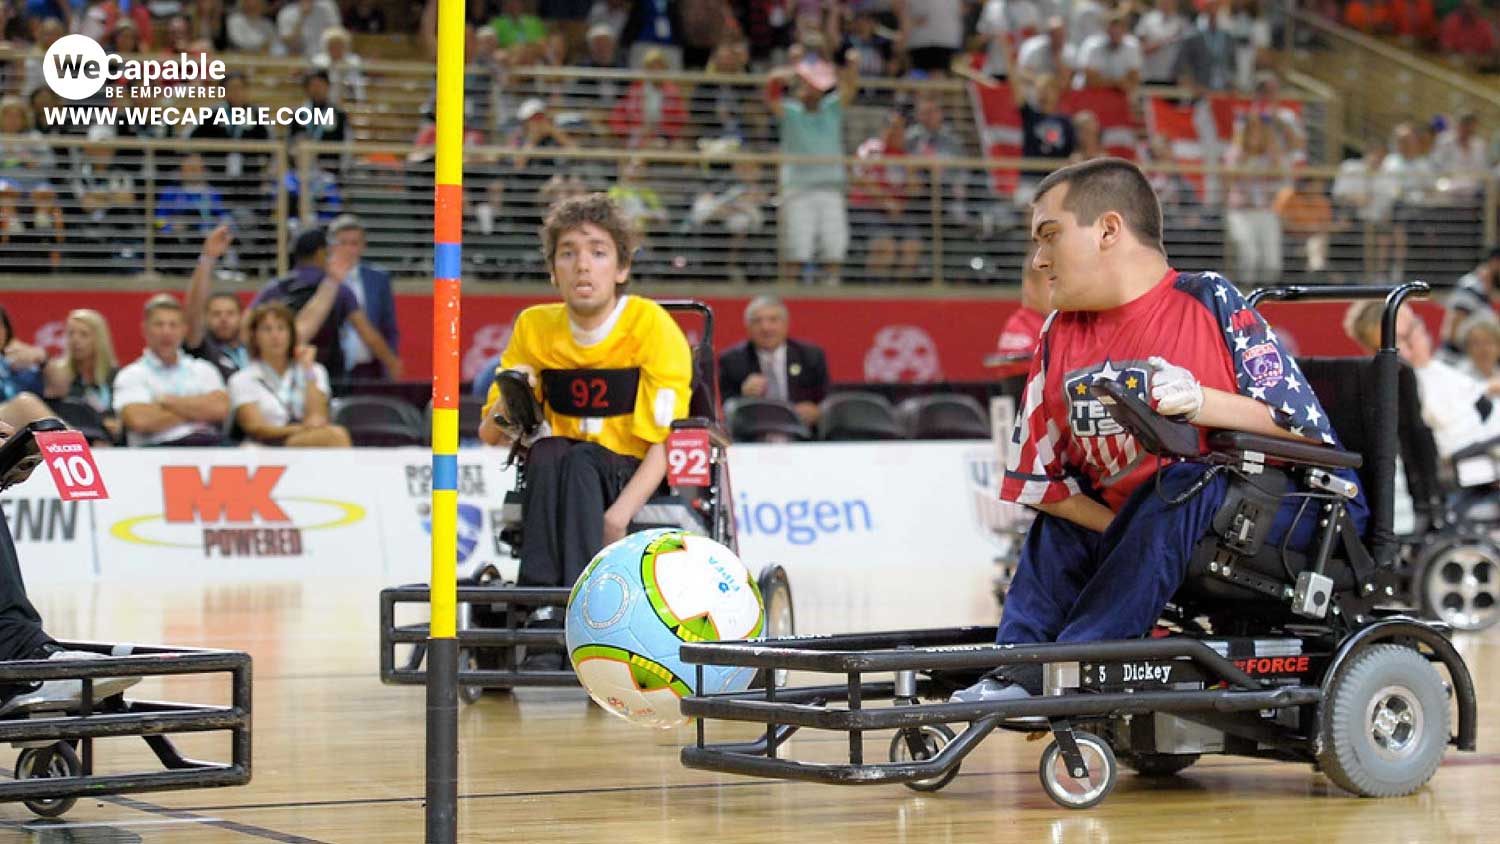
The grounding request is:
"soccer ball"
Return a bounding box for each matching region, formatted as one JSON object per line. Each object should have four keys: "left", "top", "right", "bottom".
{"left": 565, "top": 528, "right": 764, "bottom": 729}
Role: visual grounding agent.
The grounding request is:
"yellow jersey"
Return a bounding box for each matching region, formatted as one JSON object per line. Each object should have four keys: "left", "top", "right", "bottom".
{"left": 483, "top": 296, "right": 693, "bottom": 459}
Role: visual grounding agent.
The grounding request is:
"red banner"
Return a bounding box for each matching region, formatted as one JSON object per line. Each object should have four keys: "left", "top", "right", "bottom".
{"left": 2, "top": 289, "right": 1422, "bottom": 386}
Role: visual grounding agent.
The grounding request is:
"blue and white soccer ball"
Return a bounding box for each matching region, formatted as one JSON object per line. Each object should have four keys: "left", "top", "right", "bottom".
{"left": 565, "top": 528, "right": 764, "bottom": 729}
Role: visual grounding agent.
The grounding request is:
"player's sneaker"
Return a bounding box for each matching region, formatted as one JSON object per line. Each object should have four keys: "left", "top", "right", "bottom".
{"left": 0, "top": 647, "right": 141, "bottom": 717}
{"left": 949, "top": 663, "right": 1042, "bottom": 704}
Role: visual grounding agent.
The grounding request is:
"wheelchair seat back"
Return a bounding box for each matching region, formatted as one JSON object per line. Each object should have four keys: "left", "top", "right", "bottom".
{"left": 1177, "top": 355, "right": 1423, "bottom": 616}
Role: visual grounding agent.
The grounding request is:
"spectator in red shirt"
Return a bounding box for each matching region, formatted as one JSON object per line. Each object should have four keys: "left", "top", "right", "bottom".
{"left": 850, "top": 109, "right": 920, "bottom": 282}
{"left": 1440, "top": 0, "right": 1496, "bottom": 69}
{"left": 1383, "top": 0, "right": 1436, "bottom": 45}
{"left": 607, "top": 48, "right": 689, "bottom": 148}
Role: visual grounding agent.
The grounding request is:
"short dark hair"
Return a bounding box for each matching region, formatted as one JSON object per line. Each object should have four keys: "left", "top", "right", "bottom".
{"left": 292, "top": 227, "right": 327, "bottom": 264}
{"left": 207, "top": 292, "right": 241, "bottom": 311}
{"left": 540, "top": 192, "right": 637, "bottom": 280}
{"left": 245, "top": 302, "right": 298, "bottom": 361}
{"left": 1032, "top": 157, "right": 1164, "bottom": 254}
{"left": 303, "top": 69, "right": 330, "bottom": 87}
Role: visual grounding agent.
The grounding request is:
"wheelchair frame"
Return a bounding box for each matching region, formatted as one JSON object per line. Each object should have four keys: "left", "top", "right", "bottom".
{"left": 0, "top": 641, "right": 252, "bottom": 818}
{"left": 378, "top": 300, "right": 795, "bottom": 697}
{"left": 679, "top": 282, "right": 1479, "bottom": 807}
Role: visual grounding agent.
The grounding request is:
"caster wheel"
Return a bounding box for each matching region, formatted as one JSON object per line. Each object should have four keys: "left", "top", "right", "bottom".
{"left": 1038, "top": 731, "right": 1116, "bottom": 810}
{"left": 890, "top": 724, "right": 959, "bottom": 792}
{"left": 16, "top": 742, "right": 81, "bottom": 818}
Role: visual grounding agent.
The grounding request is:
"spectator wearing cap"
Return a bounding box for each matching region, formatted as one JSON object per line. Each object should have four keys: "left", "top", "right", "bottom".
{"left": 312, "top": 26, "right": 367, "bottom": 104}
{"left": 1077, "top": 9, "right": 1142, "bottom": 93}
{"left": 277, "top": 0, "right": 341, "bottom": 57}
{"left": 249, "top": 228, "right": 402, "bottom": 381}
{"left": 114, "top": 294, "right": 229, "bottom": 447}
{"left": 580, "top": 22, "right": 624, "bottom": 68}
{"left": 766, "top": 51, "right": 860, "bottom": 285}
{"left": 719, "top": 296, "right": 829, "bottom": 427}
{"left": 609, "top": 48, "right": 689, "bottom": 147}
{"left": 327, "top": 214, "right": 399, "bottom": 380}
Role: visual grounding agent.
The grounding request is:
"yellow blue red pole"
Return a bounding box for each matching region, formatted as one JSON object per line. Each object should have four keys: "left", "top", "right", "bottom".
{"left": 427, "top": 0, "right": 463, "bottom": 838}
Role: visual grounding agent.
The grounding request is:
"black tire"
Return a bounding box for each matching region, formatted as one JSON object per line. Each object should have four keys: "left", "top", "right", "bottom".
{"left": 16, "top": 742, "right": 81, "bottom": 818}
{"left": 1121, "top": 752, "right": 1199, "bottom": 777}
{"left": 889, "top": 724, "right": 960, "bottom": 792}
{"left": 751, "top": 565, "right": 794, "bottom": 690}
{"left": 1413, "top": 540, "right": 1500, "bottom": 632}
{"left": 1038, "top": 731, "right": 1117, "bottom": 810}
{"left": 1317, "top": 644, "right": 1449, "bottom": 797}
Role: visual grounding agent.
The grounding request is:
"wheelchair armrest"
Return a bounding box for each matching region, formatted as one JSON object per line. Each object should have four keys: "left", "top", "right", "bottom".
{"left": 1205, "top": 430, "right": 1363, "bottom": 470}
{"left": 671, "top": 416, "right": 731, "bottom": 450}
{"left": 1449, "top": 433, "right": 1500, "bottom": 464}
{"left": 1089, "top": 379, "right": 1201, "bottom": 459}
{"left": 0, "top": 417, "right": 66, "bottom": 492}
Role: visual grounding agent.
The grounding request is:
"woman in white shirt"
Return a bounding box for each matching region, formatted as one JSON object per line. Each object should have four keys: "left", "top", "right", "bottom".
{"left": 228, "top": 303, "right": 351, "bottom": 447}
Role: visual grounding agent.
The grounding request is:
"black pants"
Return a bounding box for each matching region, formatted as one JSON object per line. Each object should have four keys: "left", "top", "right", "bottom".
{"left": 519, "top": 438, "right": 641, "bottom": 587}
{"left": 0, "top": 515, "right": 51, "bottom": 662}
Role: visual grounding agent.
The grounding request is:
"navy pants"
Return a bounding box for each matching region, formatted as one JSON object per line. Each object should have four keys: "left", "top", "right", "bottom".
{"left": 998, "top": 463, "right": 1367, "bottom": 645}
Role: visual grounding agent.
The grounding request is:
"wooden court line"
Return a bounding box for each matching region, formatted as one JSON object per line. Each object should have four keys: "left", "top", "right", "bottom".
{"left": 103, "top": 794, "right": 334, "bottom": 844}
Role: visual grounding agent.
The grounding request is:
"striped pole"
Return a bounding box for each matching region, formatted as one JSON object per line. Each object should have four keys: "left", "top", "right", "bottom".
{"left": 427, "top": 0, "right": 463, "bottom": 838}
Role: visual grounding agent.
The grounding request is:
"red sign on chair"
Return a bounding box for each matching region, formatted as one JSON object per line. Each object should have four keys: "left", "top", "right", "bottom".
{"left": 35, "top": 430, "right": 108, "bottom": 501}
{"left": 666, "top": 429, "right": 712, "bottom": 488}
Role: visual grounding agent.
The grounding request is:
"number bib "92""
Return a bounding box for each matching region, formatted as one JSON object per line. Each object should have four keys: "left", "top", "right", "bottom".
{"left": 541, "top": 368, "right": 641, "bottom": 418}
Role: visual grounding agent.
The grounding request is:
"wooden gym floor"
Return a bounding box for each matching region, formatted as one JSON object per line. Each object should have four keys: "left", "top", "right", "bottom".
{"left": 0, "top": 577, "right": 1494, "bottom": 843}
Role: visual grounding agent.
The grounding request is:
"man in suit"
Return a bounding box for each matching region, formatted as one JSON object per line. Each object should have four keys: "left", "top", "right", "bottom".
{"left": 719, "top": 296, "right": 830, "bottom": 426}
{"left": 328, "top": 215, "right": 401, "bottom": 380}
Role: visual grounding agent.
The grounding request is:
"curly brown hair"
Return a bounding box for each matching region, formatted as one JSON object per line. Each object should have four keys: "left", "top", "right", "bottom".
{"left": 540, "top": 193, "right": 638, "bottom": 284}
{"left": 245, "top": 302, "right": 299, "bottom": 361}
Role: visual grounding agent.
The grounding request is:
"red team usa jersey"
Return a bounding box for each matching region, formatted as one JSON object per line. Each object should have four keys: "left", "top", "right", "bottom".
{"left": 1001, "top": 270, "right": 1338, "bottom": 512}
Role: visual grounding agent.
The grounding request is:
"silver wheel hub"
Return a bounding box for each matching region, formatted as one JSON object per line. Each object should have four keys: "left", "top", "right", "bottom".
{"left": 1366, "top": 685, "right": 1423, "bottom": 761}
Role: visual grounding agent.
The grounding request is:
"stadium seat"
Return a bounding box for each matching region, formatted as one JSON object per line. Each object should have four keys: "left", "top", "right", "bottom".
{"left": 816, "top": 392, "right": 904, "bottom": 441}
{"left": 896, "top": 394, "right": 990, "bottom": 440}
{"left": 51, "top": 398, "right": 112, "bottom": 445}
{"left": 331, "top": 396, "right": 424, "bottom": 447}
{"left": 724, "top": 398, "right": 809, "bottom": 442}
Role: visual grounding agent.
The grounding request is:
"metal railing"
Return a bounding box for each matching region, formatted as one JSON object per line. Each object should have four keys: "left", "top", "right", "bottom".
{"left": 0, "top": 134, "right": 1490, "bottom": 287}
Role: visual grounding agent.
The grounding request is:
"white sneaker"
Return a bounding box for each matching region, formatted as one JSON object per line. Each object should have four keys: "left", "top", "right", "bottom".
{"left": 0, "top": 651, "right": 141, "bottom": 717}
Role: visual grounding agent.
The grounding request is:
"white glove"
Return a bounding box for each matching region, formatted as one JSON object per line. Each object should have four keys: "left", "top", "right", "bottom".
{"left": 1148, "top": 356, "right": 1204, "bottom": 420}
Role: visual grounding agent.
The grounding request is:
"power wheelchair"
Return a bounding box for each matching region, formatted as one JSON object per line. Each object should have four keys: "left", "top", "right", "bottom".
{"left": 380, "top": 300, "right": 795, "bottom": 701}
{"left": 0, "top": 419, "right": 251, "bottom": 818}
{"left": 989, "top": 287, "right": 1500, "bottom": 633}
{"left": 679, "top": 283, "right": 1477, "bottom": 809}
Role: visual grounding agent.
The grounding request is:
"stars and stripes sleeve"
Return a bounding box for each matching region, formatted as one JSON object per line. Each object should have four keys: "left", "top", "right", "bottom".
{"left": 999, "top": 314, "right": 1083, "bottom": 505}
{"left": 1196, "top": 273, "right": 1338, "bottom": 445}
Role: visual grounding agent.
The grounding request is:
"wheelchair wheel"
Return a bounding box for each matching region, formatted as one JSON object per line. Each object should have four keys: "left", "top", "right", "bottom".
{"left": 751, "top": 565, "right": 795, "bottom": 689}
{"left": 1317, "top": 644, "right": 1449, "bottom": 797}
{"left": 1038, "top": 731, "right": 1117, "bottom": 810}
{"left": 889, "top": 724, "right": 960, "bottom": 792}
{"left": 1121, "top": 752, "right": 1199, "bottom": 777}
{"left": 15, "top": 742, "right": 81, "bottom": 818}
{"left": 1414, "top": 540, "right": 1500, "bottom": 632}
{"left": 459, "top": 565, "right": 510, "bottom": 705}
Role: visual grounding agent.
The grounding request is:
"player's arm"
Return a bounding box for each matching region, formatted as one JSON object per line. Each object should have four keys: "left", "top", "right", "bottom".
{"left": 1195, "top": 386, "right": 1320, "bottom": 443}
{"left": 1033, "top": 495, "right": 1115, "bottom": 534}
{"left": 602, "top": 442, "right": 668, "bottom": 544}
